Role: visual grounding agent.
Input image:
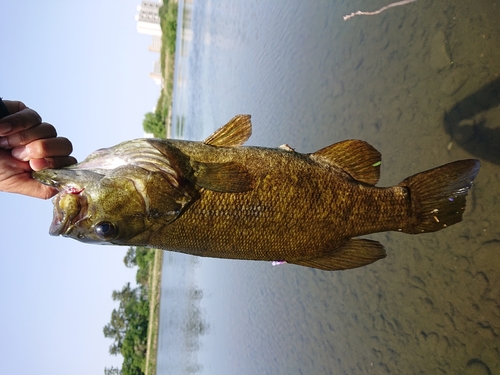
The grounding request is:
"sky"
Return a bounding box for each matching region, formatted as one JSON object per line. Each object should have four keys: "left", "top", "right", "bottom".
{"left": 0, "top": 1, "right": 163, "bottom": 373}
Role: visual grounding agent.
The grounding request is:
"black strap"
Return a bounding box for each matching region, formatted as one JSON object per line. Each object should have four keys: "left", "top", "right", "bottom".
{"left": 0, "top": 98, "right": 10, "bottom": 119}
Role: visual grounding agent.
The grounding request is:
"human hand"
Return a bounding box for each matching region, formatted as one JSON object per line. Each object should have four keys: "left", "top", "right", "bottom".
{"left": 0, "top": 100, "right": 76, "bottom": 199}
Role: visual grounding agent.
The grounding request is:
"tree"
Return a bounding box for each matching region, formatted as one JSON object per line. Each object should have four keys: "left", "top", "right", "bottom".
{"left": 104, "top": 283, "right": 137, "bottom": 355}
{"left": 104, "top": 280, "right": 150, "bottom": 375}
{"left": 104, "top": 367, "right": 121, "bottom": 375}
{"left": 103, "top": 309, "right": 127, "bottom": 354}
{"left": 123, "top": 247, "right": 137, "bottom": 268}
{"left": 134, "top": 247, "right": 154, "bottom": 286}
{"left": 104, "top": 248, "right": 155, "bottom": 375}
{"left": 142, "top": 112, "right": 165, "bottom": 138}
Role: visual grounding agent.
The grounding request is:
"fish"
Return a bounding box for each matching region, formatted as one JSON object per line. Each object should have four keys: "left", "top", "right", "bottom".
{"left": 33, "top": 115, "right": 481, "bottom": 271}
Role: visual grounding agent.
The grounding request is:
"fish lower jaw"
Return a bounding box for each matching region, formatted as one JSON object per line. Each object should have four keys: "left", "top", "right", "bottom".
{"left": 49, "top": 192, "right": 89, "bottom": 236}
{"left": 48, "top": 218, "right": 68, "bottom": 236}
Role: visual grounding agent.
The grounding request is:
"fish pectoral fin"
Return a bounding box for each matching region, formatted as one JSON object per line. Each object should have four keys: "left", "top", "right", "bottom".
{"left": 311, "top": 140, "right": 381, "bottom": 185}
{"left": 194, "top": 161, "right": 254, "bottom": 193}
{"left": 289, "top": 239, "right": 387, "bottom": 271}
{"left": 203, "top": 115, "right": 252, "bottom": 147}
{"left": 144, "top": 173, "right": 195, "bottom": 221}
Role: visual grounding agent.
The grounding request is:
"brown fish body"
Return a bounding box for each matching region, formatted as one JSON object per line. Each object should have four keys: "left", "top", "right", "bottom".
{"left": 149, "top": 140, "right": 408, "bottom": 260}
{"left": 33, "top": 115, "right": 481, "bottom": 271}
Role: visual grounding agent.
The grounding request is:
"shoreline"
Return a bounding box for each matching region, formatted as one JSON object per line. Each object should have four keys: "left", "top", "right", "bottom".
{"left": 143, "top": 2, "right": 179, "bottom": 373}
{"left": 144, "top": 249, "right": 164, "bottom": 375}
{"left": 156, "top": 1, "right": 178, "bottom": 138}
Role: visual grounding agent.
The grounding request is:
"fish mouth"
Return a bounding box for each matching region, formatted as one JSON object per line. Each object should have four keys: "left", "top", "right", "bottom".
{"left": 49, "top": 188, "right": 89, "bottom": 236}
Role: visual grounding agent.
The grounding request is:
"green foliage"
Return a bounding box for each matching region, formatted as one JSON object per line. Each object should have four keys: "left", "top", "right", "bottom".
{"left": 104, "top": 367, "right": 122, "bottom": 375}
{"left": 142, "top": 112, "right": 166, "bottom": 138}
{"left": 159, "top": 1, "right": 178, "bottom": 71}
{"left": 104, "top": 247, "right": 157, "bottom": 375}
{"left": 124, "top": 247, "right": 137, "bottom": 268}
{"left": 141, "top": 1, "right": 178, "bottom": 140}
{"left": 138, "top": 0, "right": 179, "bottom": 141}
{"left": 135, "top": 247, "right": 155, "bottom": 285}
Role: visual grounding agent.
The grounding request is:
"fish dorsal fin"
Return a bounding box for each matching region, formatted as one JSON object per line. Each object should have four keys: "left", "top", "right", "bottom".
{"left": 312, "top": 140, "right": 381, "bottom": 185}
{"left": 203, "top": 115, "right": 252, "bottom": 147}
{"left": 289, "top": 239, "right": 386, "bottom": 271}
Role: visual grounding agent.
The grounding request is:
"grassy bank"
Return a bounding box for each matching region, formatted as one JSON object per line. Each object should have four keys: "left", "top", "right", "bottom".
{"left": 144, "top": 249, "right": 164, "bottom": 375}
{"left": 152, "top": 1, "right": 178, "bottom": 138}
{"left": 104, "top": 248, "right": 157, "bottom": 375}
{"left": 142, "top": 2, "right": 178, "bottom": 374}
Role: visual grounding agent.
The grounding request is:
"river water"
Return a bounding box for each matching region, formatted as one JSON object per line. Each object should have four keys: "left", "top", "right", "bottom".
{"left": 157, "top": 1, "right": 500, "bottom": 374}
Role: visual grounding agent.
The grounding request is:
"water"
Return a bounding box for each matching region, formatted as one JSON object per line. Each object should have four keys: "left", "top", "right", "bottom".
{"left": 157, "top": 1, "right": 500, "bottom": 374}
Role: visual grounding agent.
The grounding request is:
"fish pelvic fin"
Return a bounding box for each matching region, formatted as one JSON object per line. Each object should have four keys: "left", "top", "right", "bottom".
{"left": 311, "top": 140, "right": 381, "bottom": 185}
{"left": 203, "top": 115, "right": 252, "bottom": 147}
{"left": 289, "top": 239, "right": 387, "bottom": 271}
{"left": 399, "top": 159, "right": 480, "bottom": 234}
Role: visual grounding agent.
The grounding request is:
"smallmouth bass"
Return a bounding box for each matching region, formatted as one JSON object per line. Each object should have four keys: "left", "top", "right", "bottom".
{"left": 33, "top": 115, "right": 480, "bottom": 271}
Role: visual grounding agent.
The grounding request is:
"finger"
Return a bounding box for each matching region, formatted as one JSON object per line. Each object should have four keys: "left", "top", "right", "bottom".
{"left": 12, "top": 137, "right": 74, "bottom": 161}
{"left": 30, "top": 156, "right": 77, "bottom": 171}
{"left": 2, "top": 100, "right": 27, "bottom": 114}
{"left": 0, "top": 123, "right": 57, "bottom": 149}
{"left": 0, "top": 99, "right": 11, "bottom": 118}
{"left": 0, "top": 102, "right": 42, "bottom": 136}
{"left": 32, "top": 184, "right": 59, "bottom": 200}
{"left": 0, "top": 170, "right": 58, "bottom": 199}
{"left": 15, "top": 179, "right": 59, "bottom": 199}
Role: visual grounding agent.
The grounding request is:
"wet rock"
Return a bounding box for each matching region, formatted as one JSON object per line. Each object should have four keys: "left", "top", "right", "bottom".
{"left": 430, "top": 30, "right": 452, "bottom": 71}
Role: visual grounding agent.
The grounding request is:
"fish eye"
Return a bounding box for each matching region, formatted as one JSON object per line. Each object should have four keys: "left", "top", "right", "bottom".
{"left": 94, "top": 221, "right": 117, "bottom": 239}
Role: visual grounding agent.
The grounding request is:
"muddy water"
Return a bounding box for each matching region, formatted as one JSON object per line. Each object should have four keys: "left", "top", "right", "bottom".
{"left": 157, "top": 1, "right": 500, "bottom": 374}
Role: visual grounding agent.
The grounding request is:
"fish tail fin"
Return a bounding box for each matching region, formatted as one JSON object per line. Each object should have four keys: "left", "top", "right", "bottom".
{"left": 398, "top": 159, "right": 480, "bottom": 234}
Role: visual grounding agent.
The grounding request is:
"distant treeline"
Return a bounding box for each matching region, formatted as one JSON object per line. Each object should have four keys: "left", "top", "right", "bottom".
{"left": 104, "top": 247, "right": 156, "bottom": 375}
{"left": 142, "top": 1, "right": 178, "bottom": 138}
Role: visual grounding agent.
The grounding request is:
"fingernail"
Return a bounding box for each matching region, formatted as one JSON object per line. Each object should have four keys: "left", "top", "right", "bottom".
{"left": 0, "top": 137, "right": 8, "bottom": 148}
{"left": 0, "top": 122, "right": 12, "bottom": 135}
{"left": 12, "top": 147, "right": 29, "bottom": 160}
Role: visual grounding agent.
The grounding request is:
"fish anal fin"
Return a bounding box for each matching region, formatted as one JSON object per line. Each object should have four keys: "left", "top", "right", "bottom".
{"left": 194, "top": 162, "right": 254, "bottom": 193}
{"left": 203, "top": 115, "right": 252, "bottom": 147}
{"left": 312, "top": 140, "right": 381, "bottom": 185}
{"left": 290, "top": 239, "right": 387, "bottom": 271}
